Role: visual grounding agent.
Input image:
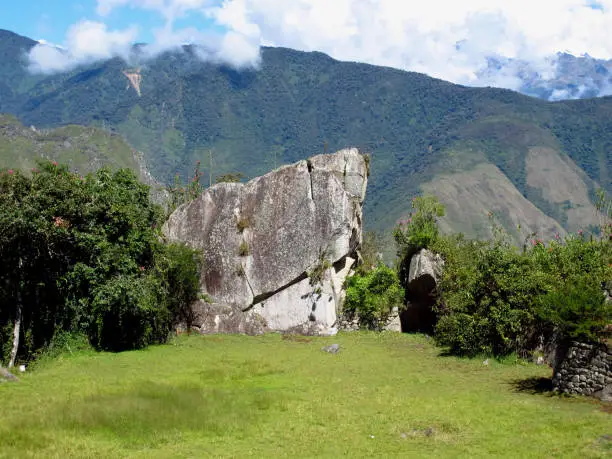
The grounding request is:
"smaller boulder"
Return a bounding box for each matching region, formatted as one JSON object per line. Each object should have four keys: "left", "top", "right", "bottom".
{"left": 322, "top": 344, "right": 341, "bottom": 354}
{"left": 408, "top": 249, "right": 444, "bottom": 286}
{"left": 593, "top": 384, "right": 612, "bottom": 402}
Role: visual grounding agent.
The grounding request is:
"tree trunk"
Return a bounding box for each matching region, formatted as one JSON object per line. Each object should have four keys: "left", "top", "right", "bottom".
{"left": 8, "top": 295, "right": 22, "bottom": 368}
{"left": 8, "top": 257, "right": 23, "bottom": 369}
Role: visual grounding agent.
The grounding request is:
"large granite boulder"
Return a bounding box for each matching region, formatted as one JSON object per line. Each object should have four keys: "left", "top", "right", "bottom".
{"left": 163, "top": 148, "right": 368, "bottom": 334}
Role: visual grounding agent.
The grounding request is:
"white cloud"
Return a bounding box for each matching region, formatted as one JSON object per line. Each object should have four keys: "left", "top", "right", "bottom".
{"left": 206, "top": 0, "right": 612, "bottom": 88}
{"left": 28, "top": 21, "right": 138, "bottom": 73}
{"left": 215, "top": 30, "right": 261, "bottom": 68}
{"left": 27, "top": 0, "right": 612, "bottom": 93}
{"left": 29, "top": 0, "right": 260, "bottom": 72}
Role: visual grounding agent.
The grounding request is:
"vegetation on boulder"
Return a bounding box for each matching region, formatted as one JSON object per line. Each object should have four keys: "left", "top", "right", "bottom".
{"left": 344, "top": 265, "right": 404, "bottom": 329}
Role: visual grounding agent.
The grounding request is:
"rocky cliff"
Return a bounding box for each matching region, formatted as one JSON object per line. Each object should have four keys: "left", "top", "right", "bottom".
{"left": 163, "top": 148, "right": 368, "bottom": 335}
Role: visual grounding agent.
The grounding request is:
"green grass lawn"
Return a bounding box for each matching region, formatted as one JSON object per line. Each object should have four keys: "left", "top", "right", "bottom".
{"left": 0, "top": 332, "right": 609, "bottom": 458}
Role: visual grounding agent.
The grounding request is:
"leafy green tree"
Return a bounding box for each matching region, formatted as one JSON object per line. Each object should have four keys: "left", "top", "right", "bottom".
{"left": 0, "top": 161, "right": 201, "bottom": 364}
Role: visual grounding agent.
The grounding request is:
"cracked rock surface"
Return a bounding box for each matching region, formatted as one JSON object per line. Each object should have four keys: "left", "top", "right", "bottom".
{"left": 163, "top": 148, "right": 368, "bottom": 334}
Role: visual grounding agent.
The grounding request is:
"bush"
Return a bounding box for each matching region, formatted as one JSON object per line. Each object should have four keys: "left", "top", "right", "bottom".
{"left": 394, "top": 195, "right": 445, "bottom": 261}
{"left": 431, "top": 232, "right": 611, "bottom": 357}
{"left": 0, "top": 162, "right": 202, "bottom": 364}
{"left": 154, "top": 243, "right": 203, "bottom": 328}
{"left": 391, "top": 194, "right": 611, "bottom": 357}
{"left": 537, "top": 272, "right": 610, "bottom": 344}
{"left": 344, "top": 265, "right": 404, "bottom": 329}
{"left": 236, "top": 217, "right": 250, "bottom": 233}
{"left": 394, "top": 196, "right": 445, "bottom": 283}
{"left": 90, "top": 274, "right": 170, "bottom": 351}
{"left": 30, "top": 332, "right": 92, "bottom": 369}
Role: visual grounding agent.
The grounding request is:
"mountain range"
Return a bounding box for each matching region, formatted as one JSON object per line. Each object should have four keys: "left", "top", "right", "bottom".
{"left": 1, "top": 28, "right": 611, "bottom": 249}
{"left": 482, "top": 53, "right": 612, "bottom": 101}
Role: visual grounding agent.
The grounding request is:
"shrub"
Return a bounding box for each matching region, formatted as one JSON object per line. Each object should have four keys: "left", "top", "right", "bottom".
{"left": 90, "top": 274, "right": 170, "bottom": 351}
{"left": 167, "top": 161, "right": 205, "bottom": 213}
{"left": 308, "top": 255, "right": 331, "bottom": 288}
{"left": 31, "top": 332, "right": 92, "bottom": 369}
{"left": 154, "top": 243, "right": 203, "bottom": 329}
{"left": 236, "top": 217, "right": 250, "bottom": 233}
{"left": 394, "top": 196, "right": 445, "bottom": 282}
{"left": 344, "top": 265, "right": 404, "bottom": 329}
{"left": 238, "top": 241, "right": 250, "bottom": 256}
{"left": 216, "top": 172, "right": 245, "bottom": 183}
{"left": 390, "top": 194, "right": 611, "bottom": 357}
{"left": 394, "top": 195, "right": 445, "bottom": 261}
{"left": 431, "top": 232, "right": 611, "bottom": 357}
{"left": 537, "top": 271, "right": 610, "bottom": 344}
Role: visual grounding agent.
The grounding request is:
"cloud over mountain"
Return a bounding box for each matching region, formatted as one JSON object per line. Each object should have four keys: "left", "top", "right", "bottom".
{"left": 26, "top": 0, "right": 612, "bottom": 97}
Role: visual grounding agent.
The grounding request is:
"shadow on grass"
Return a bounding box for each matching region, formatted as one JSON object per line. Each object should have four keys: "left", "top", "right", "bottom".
{"left": 512, "top": 377, "right": 555, "bottom": 395}
{"left": 4, "top": 381, "right": 289, "bottom": 452}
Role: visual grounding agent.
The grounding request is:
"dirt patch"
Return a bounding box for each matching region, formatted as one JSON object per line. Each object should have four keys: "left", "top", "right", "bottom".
{"left": 525, "top": 147, "right": 600, "bottom": 231}
{"left": 422, "top": 162, "right": 564, "bottom": 242}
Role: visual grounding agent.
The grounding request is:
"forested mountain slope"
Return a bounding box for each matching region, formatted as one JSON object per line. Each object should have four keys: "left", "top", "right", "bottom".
{"left": 1, "top": 29, "right": 610, "bottom": 241}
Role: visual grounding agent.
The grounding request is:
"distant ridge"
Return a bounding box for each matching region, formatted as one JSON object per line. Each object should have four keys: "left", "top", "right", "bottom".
{"left": 0, "top": 29, "right": 610, "bottom": 244}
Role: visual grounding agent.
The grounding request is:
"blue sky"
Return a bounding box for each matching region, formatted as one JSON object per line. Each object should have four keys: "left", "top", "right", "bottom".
{"left": 0, "top": 0, "right": 220, "bottom": 44}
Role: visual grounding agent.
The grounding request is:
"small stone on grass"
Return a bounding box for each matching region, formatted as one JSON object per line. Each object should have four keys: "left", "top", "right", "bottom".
{"left": 321, "top": 344, "right": 340, "bottom": 354}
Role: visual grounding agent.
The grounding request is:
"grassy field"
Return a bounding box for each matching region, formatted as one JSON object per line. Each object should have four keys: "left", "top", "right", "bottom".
{"left": 0, "top": 333, "right": 609, "bottom": 458}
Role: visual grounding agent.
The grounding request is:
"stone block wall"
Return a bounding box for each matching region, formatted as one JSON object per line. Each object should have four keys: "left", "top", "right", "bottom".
{"left": 552, "top": 341, "right": 611, "bottom": 399}
{"left": 336, "top": 307, "right": 401, "bottom": 332}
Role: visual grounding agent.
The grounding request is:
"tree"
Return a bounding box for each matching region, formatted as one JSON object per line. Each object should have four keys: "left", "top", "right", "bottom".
{"left": 0, "top": 161, "right": 202, "bottom": 364}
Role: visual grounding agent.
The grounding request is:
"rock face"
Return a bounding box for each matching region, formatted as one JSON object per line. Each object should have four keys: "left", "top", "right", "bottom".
{"left": 163, "top": 148, "right": 368, "bottom": 334}
{"left": 401, "top": 249, "right": 444, "bottom": 333}
{"left": 187, "top": 301, "right": 267, "bottom": 335}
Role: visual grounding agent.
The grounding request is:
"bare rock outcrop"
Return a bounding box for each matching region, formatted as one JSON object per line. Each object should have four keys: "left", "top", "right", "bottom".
{"left": 408, "top": 249, "right": 444, "bottom": 286}
{"left": 163, "top": 148, "right": 368, "bottom": 334}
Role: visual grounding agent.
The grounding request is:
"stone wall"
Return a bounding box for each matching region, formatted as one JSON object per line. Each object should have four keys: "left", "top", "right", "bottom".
{"left": 336, "top": 307, "right": 401, "bottom": 332}
{"left": 552, "top": 341, "right": 611, "bottom": 400}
